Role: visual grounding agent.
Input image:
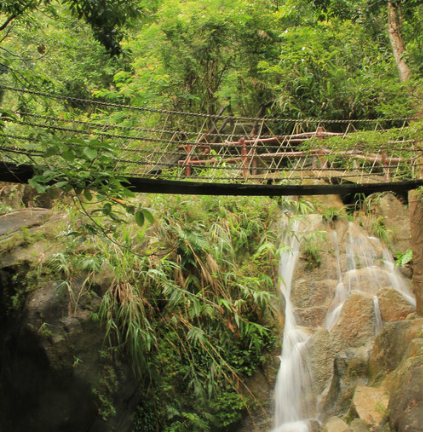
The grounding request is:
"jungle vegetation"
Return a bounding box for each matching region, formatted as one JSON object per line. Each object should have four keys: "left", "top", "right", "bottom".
{"left": 1, "top": 0, "right": 423, "bottom": 430}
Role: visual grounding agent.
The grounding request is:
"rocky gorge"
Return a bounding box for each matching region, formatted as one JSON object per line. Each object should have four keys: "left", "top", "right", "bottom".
{"left": 0, "top": 185, "right": 423, "bottom": 432}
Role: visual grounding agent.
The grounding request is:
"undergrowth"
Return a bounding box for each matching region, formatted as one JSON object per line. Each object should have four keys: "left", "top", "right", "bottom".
{"left": 37, "top": 194, "right": 284, "bottom": 431}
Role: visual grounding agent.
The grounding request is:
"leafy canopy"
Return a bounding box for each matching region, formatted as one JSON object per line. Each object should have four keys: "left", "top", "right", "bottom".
{"left": 0, "top": 0, "right": 146, "bottom": 56}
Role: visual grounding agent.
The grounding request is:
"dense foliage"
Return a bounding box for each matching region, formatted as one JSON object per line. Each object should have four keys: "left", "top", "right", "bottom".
{"left": 44, "top": 194, "right": 281, "bottom": 431}
{"left": 2, "top": 0, "right": 423, "bottom": 429}
{"left": 2, "top": 0, "right": 423, "bottom": 119}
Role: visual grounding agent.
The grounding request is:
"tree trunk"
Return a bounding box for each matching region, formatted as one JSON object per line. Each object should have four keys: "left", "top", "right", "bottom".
{"left": 387, "top": 1, "right": 412, "bottom": 82}
{"left": 409, "top": 190, "right": 423, "bottom": 316}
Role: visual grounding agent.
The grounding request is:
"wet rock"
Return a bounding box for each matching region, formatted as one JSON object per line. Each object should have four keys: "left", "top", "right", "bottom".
{"left": 369, "top": 192, "right": 410, "bottom": 255}
{"left": 291, "top": 279, "right": 337, "bottom": 309}
{"left": 345, "top": 418, "right": 370, "bottom": 432}
{"left": 330, "top": 292, "right": 376, "bottom": 353}
{"left": 343, "top": 268, "right": 392, "bottom": 294}
{"left": 369, "top": 319, "right": 423, "bottom": 383}
{"left": 376, "top": 287, "right": 415, "bottom": 322}
{"left": 307, "top": 329, "right": 332, "bottom": 395}
{"left": 60, "top": 317, "right": 82, "bottom": 334}
{"left": 322, "top": 416, "right": 349, "bottom": 432}
{"left": 350, "top": 385, "right": 389, "bottom": 427}
{"left": 309, "top": 419, "right": 322, "bottom": 432}
{"left": 320, "top": 345, "right": 372, "bottom": 418}
{"left": 388, "top": 355, "right": 423, "bottom": 432}
{"left": 397, "top": 263, "right": 413, "bottom": 279}
{"left": 295, "top": 305, "right": 328, "bottom": 327}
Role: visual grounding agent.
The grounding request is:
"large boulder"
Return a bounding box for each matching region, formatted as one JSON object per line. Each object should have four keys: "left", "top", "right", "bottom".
{"left": 330, "top": 292, "right": 376, "bottom": 353}
{"left": 345, "top": 419, "right": 370, "bottom": 432}
{"left": 291, "top": 279, "right": 337, "bottom": 309}
{"left": 350, "top": 385, "right": 389, "bottom": 428}
{"left": 369, "top": 319, "right": 423, "bottom": 383}
{"left": 320, "top": 344, "right": 372, "bottom": 418}
{"left": 307, "top": 329, "right": 332, "bottom": 395}
{"left": 322, "top": 416, "right": 349, "bottom": 432}
{"left": 376, "top": 287, "right": 415, "bottom": 322}
{"left": 388, "top": 355, "right": 423, "bottom": 432}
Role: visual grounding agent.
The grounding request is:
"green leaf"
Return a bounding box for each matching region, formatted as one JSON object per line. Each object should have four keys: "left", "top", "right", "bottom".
{"left": 142, "top": 209, "right": 154, "bottom": 224}
{"left": 135, "top": 210, "right": 145, "bottom": 227}
{"left": 28, "top": 178, "right": 47, "bottom": 194}
{"left": 84, "top": 147, "right": 98, "bottom": 160}
{"left": 45, "top": 146, "right": 58, "bottom": 158}
{"left": 54, "top": 181, "right": 69, "bottom": 189}
{"left": 102, "top": 203, "right": 112, "bottom": 215}
{"left": 62, "top": 150, "right": 75, "bottom": 162}
{"left": 84, "top": 189, "right": 93, "bottom": 201}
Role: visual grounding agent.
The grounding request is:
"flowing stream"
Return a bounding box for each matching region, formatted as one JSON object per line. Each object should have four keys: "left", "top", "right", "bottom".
{"left": 272, "top": 219, "right": 415, "bottom": 432}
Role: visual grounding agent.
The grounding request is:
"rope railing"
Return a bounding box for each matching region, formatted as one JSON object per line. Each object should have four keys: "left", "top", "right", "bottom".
{"left": 1, "top": 84, "right": 419, "bottom": 123}
{"left": 1, "top": 85, "right": 423, "bottom": 195}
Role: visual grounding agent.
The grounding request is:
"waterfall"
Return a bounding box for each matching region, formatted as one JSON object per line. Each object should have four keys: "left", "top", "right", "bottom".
{"left": 272, "top": 221, "right": 315, "bottom": 432}
{"left": 373, "top": 296, "right": 383, "bottom": 335}
{"left": 324, "top": 232, "right": 348, "bottom": 330}
{"left": 271, "top": 217, "right": 415, "bottom": 432}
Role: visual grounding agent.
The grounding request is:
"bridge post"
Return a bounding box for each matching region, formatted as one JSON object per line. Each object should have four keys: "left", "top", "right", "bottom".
{"left": 316, "top": 126, "right": 327, "bottom": 169}
{"left": 252, "top": 150, "right": 257, "bottom": 176}
{"left": 382, "top": 152, "right": 390, "bottom": 182}
{"left": 185, "top": 144, "right": 192, "bottom": 177}
{"left": 240, "top": 137, "right": 248, "bottom": 179}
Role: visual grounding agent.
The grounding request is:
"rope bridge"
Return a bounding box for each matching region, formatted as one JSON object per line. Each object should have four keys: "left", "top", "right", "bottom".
{"left": 1, "top": 85, "right": 423, "bottom": 196}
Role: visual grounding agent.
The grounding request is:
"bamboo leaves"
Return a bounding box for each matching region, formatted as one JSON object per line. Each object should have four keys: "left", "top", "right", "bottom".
{"left": 48, "top": 194, "right": 278, "bottom": 430}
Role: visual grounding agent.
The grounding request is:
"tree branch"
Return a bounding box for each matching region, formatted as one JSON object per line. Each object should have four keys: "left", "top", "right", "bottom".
{"left": 0, "top": 14, "right": 18, "bottom": 32}
{"left": 387, "top": 1, "right": 412, "bottom": 82}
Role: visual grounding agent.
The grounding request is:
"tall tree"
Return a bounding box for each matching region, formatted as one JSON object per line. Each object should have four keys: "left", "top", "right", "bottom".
{"left": 387, "top": 1, "right": 412, "bottom": 81}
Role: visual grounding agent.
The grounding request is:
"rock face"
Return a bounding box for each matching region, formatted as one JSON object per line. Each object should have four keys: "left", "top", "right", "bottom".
{"left": 0, "top": 211, "right": 139, "bottom": 432}
{"left": 376, "top": 287, "right": 415, "bottom": 322}
{"left": 369, "top": 319, "right": 423, "bottom": 381}
{"left": 389, "top": 356, "right": 423, "bottom": 432}
{"left": 369, "top": 193, "right": 410, "bottom": 255}
{"left": 307, "top": 329, "right": 332, "bottom": 395}
{"left": 320, "top": 345, "right": 372, "bottom": 418}
{"left": 366, "top": 319, "right": 423, "bottom": 432}
{"left": 323, "top": 416, "right": 349, "bottom": 432}
{"left": 269, "top": 209, "right": 418, "bottom": 432}
{"left": 351, "top": 385, "right": 389, "bottom": 427}
{"left": 330, "top": 293, "right": 376, "bottom": 354}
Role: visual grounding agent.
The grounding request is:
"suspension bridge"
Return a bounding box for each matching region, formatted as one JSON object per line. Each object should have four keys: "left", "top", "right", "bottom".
{"left": 1, "top": 85, "right": 423, "bottom": 197}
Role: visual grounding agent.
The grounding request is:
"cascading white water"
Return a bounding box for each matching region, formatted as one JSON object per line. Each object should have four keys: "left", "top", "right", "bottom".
{"left": 272, "top": 221, "right": 314, "bottom": 432}
{"left": 272, "top": 217, "right": 416, "bottom": 432}
{"left": 382, "top": 247, "right": 416, "bottom": 306}
{"left": 373, "top": 296, "right": 383, "bottom": 335}
{"left": 324, "top": 222, "right": 414, "bottom": 331}
{"left": 324, "top": 232, "right": 348, "bottom": 330}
